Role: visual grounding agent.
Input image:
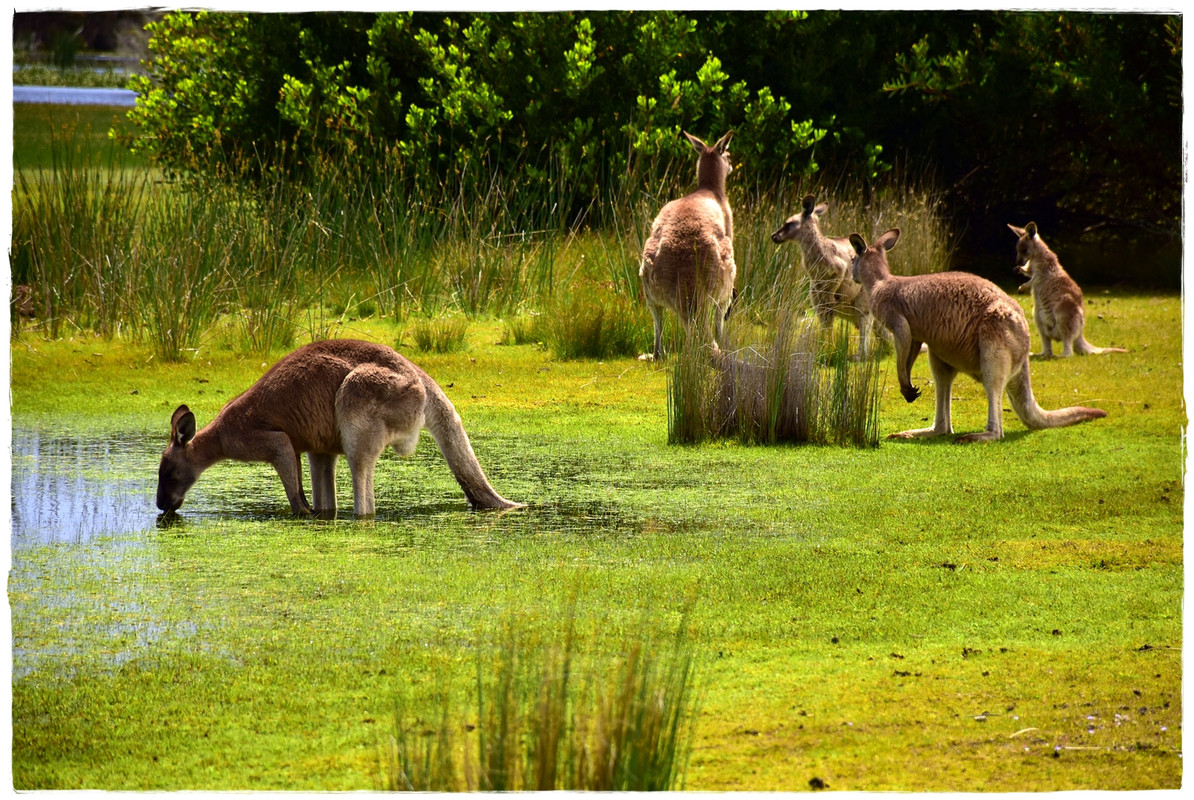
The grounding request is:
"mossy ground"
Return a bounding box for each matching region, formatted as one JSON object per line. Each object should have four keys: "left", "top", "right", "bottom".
{"left": 7, "top": 292, "right": 1183, "bottom": 790}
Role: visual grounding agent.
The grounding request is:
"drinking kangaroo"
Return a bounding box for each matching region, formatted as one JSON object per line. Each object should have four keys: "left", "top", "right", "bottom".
{"left": 772, "top": 194, "right": 875, "bottom": 357}
{"left": 849, "top": 229, "right": 1106, "bottom": 443}
{"left": 156, "top": 339, "right": 522, "bottom": 516}
{"left": 639, "top": 131, "right": 737, "bottom": 360}
{"left": 1009, "top": 221, "right": 1127, "bottom": 357}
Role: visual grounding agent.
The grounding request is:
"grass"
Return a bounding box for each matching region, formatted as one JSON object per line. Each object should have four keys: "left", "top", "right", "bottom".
{"left": 406, "top": 314, "right": 471, "bottom": 354}
{"left": 7, "top": 103, "right": 1181, "bottom": 790}
{"left": 8, "top": 291, "right": 1183, "bottom": 791}
{"left": 385, "top": 603, "right": 699, "bottom": 791}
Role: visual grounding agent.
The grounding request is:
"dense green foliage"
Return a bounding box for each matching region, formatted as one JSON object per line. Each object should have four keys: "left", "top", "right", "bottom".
{"left": 124, "top": 10, "right": 1181, "bottom": 268}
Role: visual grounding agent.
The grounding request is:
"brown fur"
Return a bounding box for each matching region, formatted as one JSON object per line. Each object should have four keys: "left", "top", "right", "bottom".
{"left": 156, "top": 339, "right": 521, "bottom": 516}
{"left": 850, "top": 229, "right": 1106, "bottom": 443}
{"left": 639, "top": 131, "right": 737, "bottom": 359}
{"left": 772, "top": 194, "right": 874, "bottom": 356}
{"left": 1008, "top": 222, "right": 1127, "bottom": 357}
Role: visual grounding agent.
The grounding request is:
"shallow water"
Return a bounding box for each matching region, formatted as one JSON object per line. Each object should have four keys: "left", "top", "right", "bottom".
{"left": 8, "top": 424, "right": 657, "bottom": 679}
{"left": 10, "top": 426, "right": 161, "bottom": 546}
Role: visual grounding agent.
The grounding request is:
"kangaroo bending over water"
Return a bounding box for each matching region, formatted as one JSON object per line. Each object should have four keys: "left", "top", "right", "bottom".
{"left": 772, "top": 194, "right": 874, "bottom": 357}
{"left": 849, "top": 229, "right": 1106, "bottom": 443}
{"left": 639, "top": 131, "right": 737, "bottom": 360}
{"left": 1008, "top": 221, "right": 1127, "bottom": 358}
{"left": 156, "top": 339, "right": 522, "bottom": 516}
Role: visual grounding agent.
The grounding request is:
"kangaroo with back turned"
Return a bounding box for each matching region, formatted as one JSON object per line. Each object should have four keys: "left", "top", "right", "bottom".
{"left": 639, "top": 131, "right": 737, "bottom": 360}
{"left": 849, "top": 229, "right": 1107, "bottom": 443}
{"left": 156, "top": 339, "right": 522, "bottom": 516}
{"left": 1008, "top": 221, "right": 1127, "bottom": 357}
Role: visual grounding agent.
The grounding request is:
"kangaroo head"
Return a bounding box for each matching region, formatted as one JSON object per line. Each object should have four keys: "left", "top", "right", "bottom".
{"left": 684, "top": 130, "right": 733, "bottom": 190}
{"left": 771, "top": 194, "right": 828, "bottom": 244}
{"left": 157, "top": 404, "right": 200, "bottom": 513}
{"left": 1008, "top": 221, "right": 1041, "bottom": 268}
{"left": 848, "top": 228, "right": 900, "bottom": 284}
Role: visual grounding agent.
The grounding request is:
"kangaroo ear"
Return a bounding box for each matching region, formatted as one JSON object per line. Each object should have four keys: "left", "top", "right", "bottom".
{"left": 682, "top": 131, "right": 707, "bottom": 154}
{"left": 876, "top": 228, "right": 901, "bottom": 251}
{"left": 714, "top": 130, "right": 733, "bottom": 153}
{"left": 849, "top": 233, "right": 868, "bottom": 255}
{"left": 1007, "top": 223, "right": 1026, "bottom": 237}
{"left": 1025, "top": 221, "right": 1039, "bottom": 239}
{"left": 813, "top": 203, "right": 829, "bottom": 218}
{"left": 801, "top": 194, "right": 817, "bottom": 216}
{"left": 171, "top": 404, "right": 196, "bottom": 447}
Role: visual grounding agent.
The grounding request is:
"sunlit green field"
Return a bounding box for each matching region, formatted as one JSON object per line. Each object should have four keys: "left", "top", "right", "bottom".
{"left": 8, "top": 290, "right": 1182, "bottom": 790}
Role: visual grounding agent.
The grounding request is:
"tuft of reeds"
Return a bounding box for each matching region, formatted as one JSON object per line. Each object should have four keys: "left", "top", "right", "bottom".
{"left": 385, "top": 608, "right": 700, "bottom": 792}
{"left": 668, "top": 314, "right": 883, "bottom": 448}
{"left": 406, "top": 315, "right": 471, "bottom": 354}
{"left": 499, "top": 312, "right": 540, "bottom": 346}
{"left": 538, "top": 288, "right": 652, "bottom": 361}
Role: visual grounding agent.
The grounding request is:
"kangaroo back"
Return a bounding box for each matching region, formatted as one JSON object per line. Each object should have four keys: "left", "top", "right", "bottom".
{"left": 1008, "top": 222, "right": 1126, "bottom": 357}
{"left": 639, "top": 131, "right": 737, "bottom": 359}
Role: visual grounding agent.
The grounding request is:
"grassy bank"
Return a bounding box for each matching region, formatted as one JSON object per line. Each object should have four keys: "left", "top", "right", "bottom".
{"left": 8, "top": 290, "right": 1183, "bottom": 790}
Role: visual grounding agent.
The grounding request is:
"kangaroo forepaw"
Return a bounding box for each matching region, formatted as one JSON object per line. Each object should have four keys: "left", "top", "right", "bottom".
{"left": 901, "top": 384, "right": 921, "bottom": 403}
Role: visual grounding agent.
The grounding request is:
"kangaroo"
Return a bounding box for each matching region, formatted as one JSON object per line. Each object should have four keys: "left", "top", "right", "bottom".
{"left": 1008, "top": 222, "right": 1127, "bottom": 357}
{"left": 849, "top": 229, "right": 1107, "bottom": 443}
{"left": 156, "top": 339, "right": 522, "bottom": 516}
{"left": 772, "top": 194, "right": 874, "bottom": 357}
{"left": 639, "top": 131, "right": 737, "bottom": 360}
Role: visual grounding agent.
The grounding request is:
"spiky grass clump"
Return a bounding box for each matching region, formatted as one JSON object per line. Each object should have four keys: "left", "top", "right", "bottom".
{"left": 539, "top": 290, "right": 652, "bottom": 361}
{"left": 668, "top": 318, "right": 882, "bottom": 448}
{"left": 385, "top": 611, "right": 699, "bottom": 792}
{"left": 407, "top": 315, "right": 471, "bottom": 354}
{"left": 499, "top": 312, "right": 541, "bottom": 346}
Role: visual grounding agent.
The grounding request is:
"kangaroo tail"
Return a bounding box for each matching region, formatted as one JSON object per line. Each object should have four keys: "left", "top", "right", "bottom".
{"left": 1006, "top": 361, "right": 1107, "bottom": 430}
{"left": 422, "top": 380, "right": 523, "bottom": 510}
{"left": 1075, "top": 336, "right": 1128, "bottom": 355}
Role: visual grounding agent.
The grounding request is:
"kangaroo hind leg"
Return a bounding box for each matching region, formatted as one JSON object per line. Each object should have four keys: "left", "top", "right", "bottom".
{"left": 890, "top": 353, "right": 956, "bottom": 439}
{"left": 336, "top": 363, "right": 427, "bottom": 517}
{"left": 954, "top": 346, "right": 1014, "bottom": 443}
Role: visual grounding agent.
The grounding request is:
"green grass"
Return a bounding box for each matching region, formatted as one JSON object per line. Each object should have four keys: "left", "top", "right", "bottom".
{"left": 12, "top": 102, "right": 147, "bottom": 171}
{"left": 8, "top": 292, "right": 1182, "bottom": 791}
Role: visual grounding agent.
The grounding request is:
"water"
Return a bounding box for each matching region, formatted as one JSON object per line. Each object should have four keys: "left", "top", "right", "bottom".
{"left": 10, "top": 426, "right": 160, "bottom": 546}
{"left": 12, "top": 85, "right": 137, "bottom": 107}
{"left": 7, "top": 424, "right": 656, "bottom": 678}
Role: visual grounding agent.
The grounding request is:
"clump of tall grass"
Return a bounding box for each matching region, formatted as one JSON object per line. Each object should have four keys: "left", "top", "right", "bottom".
{"left": 384, "top": 609, "right": 699, "bottom": 792}
{"left": 407, "top": 315, "right": 471, "bottom": 354}
{"left": 499, "top": 312, "right": 540, "bottom": 346}
{"left": 668, "top": 315, "right": 882, "bottom": 448}
{"left": 11, "top": 126, "right": 150, "bottom": 339}
{"left": 537, "top": 288, "right": 652, "bottom": 360}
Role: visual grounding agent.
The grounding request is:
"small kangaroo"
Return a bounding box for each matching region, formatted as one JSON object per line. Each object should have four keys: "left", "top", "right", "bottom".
{"left": 1008, "top": 221, "right": 1127, "bottom": 357}
{"left": 772, "top": 194, "right": 873, "bottom": 356}
{"left": 156, "top": 339, "right": 522, "bottom": 516}
{"left": 639, "top": 131, "right": 737, "bottom": 360}
{"left": 849, "top": 229, "right": 1107, "bottom": 443}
